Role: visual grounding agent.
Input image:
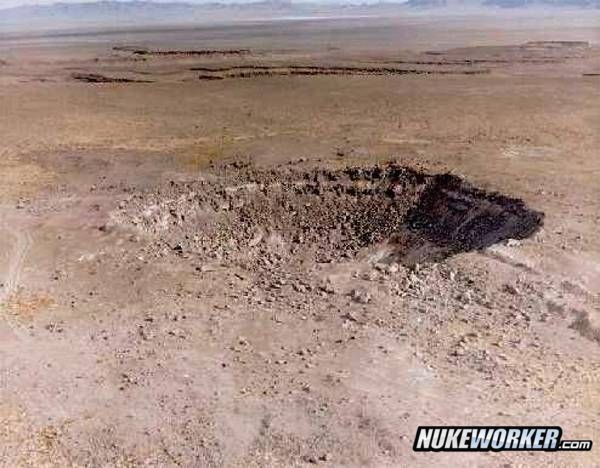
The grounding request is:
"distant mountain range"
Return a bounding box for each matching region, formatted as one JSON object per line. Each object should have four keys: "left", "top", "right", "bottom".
{"left": 1, "top": 0, "right": 598, "bottom": 31}
{"left": 1, "top": 1, "right": 202, "bottom": 19}
{"left": 406, "top": 0, "right": 600, "bottom": 7}
{"left": 0, "top": 1, "right": 307, "bottom": 30}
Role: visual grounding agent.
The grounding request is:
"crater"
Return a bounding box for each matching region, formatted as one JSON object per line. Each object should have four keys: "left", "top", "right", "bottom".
{"left": 118, "top": 164, "right": 543, "bottom": 267}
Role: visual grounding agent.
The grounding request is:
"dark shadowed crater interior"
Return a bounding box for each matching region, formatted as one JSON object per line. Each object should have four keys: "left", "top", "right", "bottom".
{"left": 120, "top": 164, "right": 544, "bottom": 267}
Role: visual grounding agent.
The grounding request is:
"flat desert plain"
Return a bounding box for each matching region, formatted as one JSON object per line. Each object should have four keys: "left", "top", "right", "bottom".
{"left": 1, "top": 13, "right": 600, "bottom": 467}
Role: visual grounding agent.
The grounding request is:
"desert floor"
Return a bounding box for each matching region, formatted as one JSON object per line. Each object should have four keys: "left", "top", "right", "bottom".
{"left": 1, "top": 14, "right": 600, "bottom": 467}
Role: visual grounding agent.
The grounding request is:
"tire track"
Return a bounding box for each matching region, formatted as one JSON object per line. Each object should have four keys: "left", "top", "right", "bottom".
{"left": 2, "top": 229, "right": 32, "bottom": 301}
{"left": 0, "top": 223, "right": 33, "bottom": 337}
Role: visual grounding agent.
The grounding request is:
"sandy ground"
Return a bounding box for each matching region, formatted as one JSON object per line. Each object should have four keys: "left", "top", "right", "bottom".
{"left": 1, "top": 15, "right": 600, "bottom": 467}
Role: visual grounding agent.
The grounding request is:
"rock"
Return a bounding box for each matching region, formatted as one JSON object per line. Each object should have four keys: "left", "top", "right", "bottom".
{"left": 168, "top": 328, "right": 186, "bottom": 339}
{"left": 248, "top": 231, "right": 263, "bottom": 247}
{"left": 342, "top": 311, "right": 359, "bottom": 322}
{"left": 504, "top": 284, "right": 521, "bottom": 296}
{"left": 362, "top": 271, "right": 378, "bottom": 282}
{"left": 237, "top": 336, "right": 249, "bottom": 346}
{"left": 138, "top": 326, "right": 154, "bottom": 341}
{"left": 319, "top": 280, "right": 336, "bottom": 295}
{"left": 293, "top": 283, "right": 307, "bottom": 293}
{"left": 458, "top": 290, "right": 473, "bottom": 304}
{"left": 350, "top": 289, "right": 371, "bottom": 304}
{"left": 51, "top": 270, "right": 64, "bottom": 281}
{"left": 45, "top": 323, "right": 64, "bottom": 333}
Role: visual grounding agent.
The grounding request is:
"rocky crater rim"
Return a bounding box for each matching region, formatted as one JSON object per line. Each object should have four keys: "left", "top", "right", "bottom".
{"left": 114, "top": 163, "right": 544, "bottom": 267}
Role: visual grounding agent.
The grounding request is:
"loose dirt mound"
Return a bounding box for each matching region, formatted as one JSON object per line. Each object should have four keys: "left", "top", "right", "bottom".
{"left": 113, "top": 46, "right": 250, "bottom": 56}
{"left": 524, "top": 41, "right": 589, "bottom": 48}
{"left": 422, "top": 42, "right": 589, "bottom": 64}
{"left": 71, "top": 73, "right": 153, "bottom": 83}
{"left": 115, "top": 164, "right": 543, "bottom": 268}
{"left": 191, "top": 65, "right": 490, "bottom": 80}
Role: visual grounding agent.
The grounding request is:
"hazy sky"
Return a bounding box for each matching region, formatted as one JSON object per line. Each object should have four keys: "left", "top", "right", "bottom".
{"left": 1, "top": 0, "right": 290, "bottom": 7}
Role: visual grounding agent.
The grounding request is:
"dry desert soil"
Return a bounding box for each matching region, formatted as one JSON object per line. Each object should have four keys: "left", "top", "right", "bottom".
{"left": 1, "top": 13, "right": 600, "bottom": 467}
